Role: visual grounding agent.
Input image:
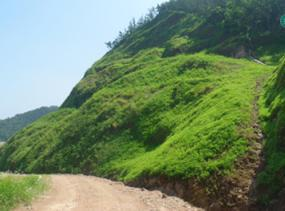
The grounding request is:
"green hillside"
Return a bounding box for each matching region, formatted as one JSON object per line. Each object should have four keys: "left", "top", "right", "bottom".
{"left": 0, "top": 106, "right": 58, "bottom": 142}
{"left": 257, "top": 57, "right": 285, "bottom": 206}
{"left": 0, "top": 0, "right": 285, "bottom": 209}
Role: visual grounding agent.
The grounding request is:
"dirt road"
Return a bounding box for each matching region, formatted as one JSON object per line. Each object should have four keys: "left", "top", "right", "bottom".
{"left": 16, "top": 175, "right": 202, "bottom": 211}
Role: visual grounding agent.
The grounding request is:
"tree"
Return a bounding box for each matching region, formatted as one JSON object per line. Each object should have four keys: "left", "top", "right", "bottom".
{"left": 105, "top": 7, "right": 159, "bottom": 50}
{"left": 105, "top": 41, "right": 113, "bottom": 49}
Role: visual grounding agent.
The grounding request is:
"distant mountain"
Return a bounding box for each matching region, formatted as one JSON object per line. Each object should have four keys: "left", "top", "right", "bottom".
{"left": 0, "top": 106, "right": 58, "bottom": 142}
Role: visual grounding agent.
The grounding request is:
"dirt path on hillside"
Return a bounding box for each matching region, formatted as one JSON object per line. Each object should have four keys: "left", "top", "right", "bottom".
{"left": 222, "top": 78, "right": 266, "bottom": 209}
{"left": 15, "top": 175, "right": 202, "bottom": 211}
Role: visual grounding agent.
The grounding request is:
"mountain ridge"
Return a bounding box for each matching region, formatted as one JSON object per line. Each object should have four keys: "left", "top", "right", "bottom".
{"left": 0, "top": 106, "right": 58, "bottom": 142}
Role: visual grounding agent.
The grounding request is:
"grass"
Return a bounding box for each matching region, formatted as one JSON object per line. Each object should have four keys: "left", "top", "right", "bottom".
{"left": 0, "top": 174, "right": 46, "bottom": 211}
{"left": 257, "top": 57, "right": 285, "bottom": 204}
{"left": 0, "top": 51, "right": 273, "bottom": 183}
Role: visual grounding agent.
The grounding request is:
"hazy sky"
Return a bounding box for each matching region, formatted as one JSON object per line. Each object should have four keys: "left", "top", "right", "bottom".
{"left": 0, "top": 0, "right": 167, "bottom": 119}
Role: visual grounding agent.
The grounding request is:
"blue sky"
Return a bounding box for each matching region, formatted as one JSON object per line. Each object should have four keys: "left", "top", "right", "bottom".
{"left": 0, "top": 0, "right": 167, "bottom": 119}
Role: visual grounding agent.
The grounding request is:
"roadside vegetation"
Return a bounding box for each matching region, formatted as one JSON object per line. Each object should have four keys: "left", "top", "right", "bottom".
{"left": 0, "top": 174, "right": 46, "bottom": 211}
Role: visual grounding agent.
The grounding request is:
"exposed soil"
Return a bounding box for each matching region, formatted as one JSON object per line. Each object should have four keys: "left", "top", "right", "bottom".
{"left": 129, "top": 78, "right": 268, "bottom": 211}
{"left": 14, "top": 74, "right": 268, "bottom": 211}
{"left": 218, "top": 77, "right": 267, "bottom": 210}
{"left": 15, "top": 175, "right": 202, "bottom": 211}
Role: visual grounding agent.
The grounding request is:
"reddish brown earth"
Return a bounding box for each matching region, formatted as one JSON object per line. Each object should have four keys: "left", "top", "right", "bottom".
{"left": 15, "top": 175, "right": 203, "bottom": 211}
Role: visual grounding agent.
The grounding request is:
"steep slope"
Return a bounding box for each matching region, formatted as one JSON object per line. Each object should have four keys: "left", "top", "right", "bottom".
{"left": 62, "top": 0, "right": 285, "bottom": 109}
{"left": 0, "top": 0, "right": 284, "bottom": 209}
{"left": 0, "top": 53, "right": 273, "bottom": 209}
{"left": 257, "top": 57, "right": 285, "bottom": 208}
{"left": 0, "top": 106, "right": 58, "bottom": 142}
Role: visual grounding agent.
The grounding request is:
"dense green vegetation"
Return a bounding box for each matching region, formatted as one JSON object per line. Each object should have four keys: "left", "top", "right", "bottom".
{"left": 0, "top": 0, "right": 285, "bottom": 208}
{"left": 63, "top": 0, "right": 285, "bottom": 109}
{"left": 258, "top": 57, "right": 285, "bottom": 204}
{"left": 0, "top": 52, "right": 272, "bottom": 179}
{"left": 102, "top": 0, "right": 285, "bottom": 64}
{"left": 0, "top": 106, "right": 58, "bottom": 142}
{"left": 0, "top": 174, "right": 46, "bottom": 211}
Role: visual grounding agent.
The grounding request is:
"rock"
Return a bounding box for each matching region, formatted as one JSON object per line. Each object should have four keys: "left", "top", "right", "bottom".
{"left": 253, "top": 123, "right": 259, "bottom": 129}
{"left": 257, "top": 133, "right": 264, "bottom": 140}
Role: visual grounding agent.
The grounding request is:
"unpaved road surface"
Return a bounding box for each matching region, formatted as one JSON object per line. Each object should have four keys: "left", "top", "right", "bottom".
{"left": 16, "top": 175, "right": 203, "bottom": 211}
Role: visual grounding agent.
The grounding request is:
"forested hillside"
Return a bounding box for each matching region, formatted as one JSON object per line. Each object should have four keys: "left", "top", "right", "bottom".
{"left": 0, "top": 0, "right": 285, "bottom": 209}
{"left": 0, "top": 106, "right": 58, "bottom": 142}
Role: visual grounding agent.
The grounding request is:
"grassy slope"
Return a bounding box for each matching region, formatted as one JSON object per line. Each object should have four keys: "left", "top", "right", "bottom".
{"left": 0, "top": 51, "right": 272, "bottom": 183}
{"left": 0, "top": 175, "right": 46, "bottom": 211}
{"left": 258, "top": 57, "right": 285, "bottom": 204}
{"left": 62, "top": 8, "right": 285, "bottom": 109}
